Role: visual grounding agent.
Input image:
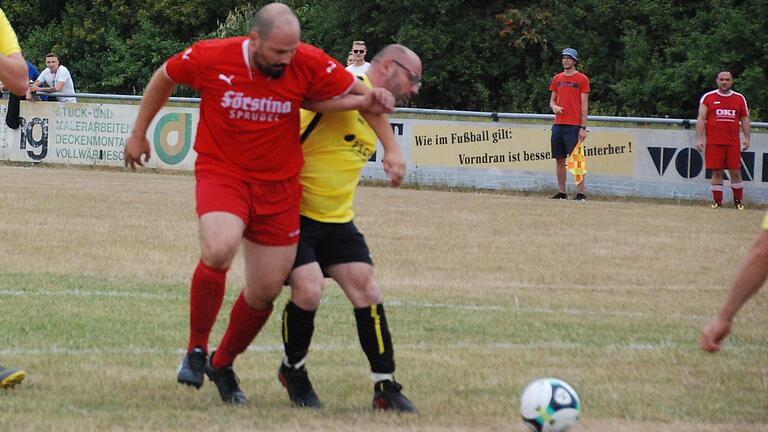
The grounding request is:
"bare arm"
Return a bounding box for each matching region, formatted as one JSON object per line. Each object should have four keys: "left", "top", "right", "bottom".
{"left": 741, "top": 116, "right": 750, "bottom": 150}
{"left": 695, "top": 104, "right": 707, "bottom": 152}
{"left": 549, "top": 91, "right": 562, "bottom": 114}
{"left": 0, "top": 52, "right": 29, "bottom": 95}
{"left": 700, "top": 229, "right": 768, "bottom": 352}
{"left": 124, "top": 65, "right": 177, "bottom": 169}
{"left": 302, "top": 80, "right": 394, "bottom": 114}
{"left": 579, "top": 92, "right": 589, "bottom": 142}
{"left": 360, "top": 110, "right": 405, "bottom": 187}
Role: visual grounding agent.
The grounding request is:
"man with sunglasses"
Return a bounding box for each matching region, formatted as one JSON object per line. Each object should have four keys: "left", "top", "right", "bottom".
{"left": 277, "top": 44, "right": 421, "bottom": 412}
{"left": 346, "top": 40, "right": 370, "bottom": 74}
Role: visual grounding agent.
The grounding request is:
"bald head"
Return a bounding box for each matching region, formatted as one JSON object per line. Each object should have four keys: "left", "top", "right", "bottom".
{"left": 369, "top": 44, "right": 422, "bottom": 104}
{"left": 250, "top": 3, "right": 300, "bottom": 39}
{"left": 371, "top": 45, "right": 419, "bottom": 67}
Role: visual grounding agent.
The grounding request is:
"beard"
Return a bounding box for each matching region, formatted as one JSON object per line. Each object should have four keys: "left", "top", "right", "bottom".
{"left": 252, "top": 53, "right": 285, "bottom": 79}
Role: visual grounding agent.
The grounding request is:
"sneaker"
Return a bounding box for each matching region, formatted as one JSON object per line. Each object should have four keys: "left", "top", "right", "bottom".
{"left": 372, "top": 380, "right": 418, "bottom": 413}
{"left": 278, "top": 364, "right": 321, "bottom": 408}
{"left": 0, "top": 366, "right": 26, "bottom": 389}
{"left": 551, "top": 192, "right": 567, "bottom": 200}
{"left": 735, "top": 201, "right": 745, "bottom": 210}
{"left": 205, "top": 352, "right": 248, "bottom": 405}
{"left": 177, "top": 346, "right": 207, "bottom": 389}
{"left": 711, "top": 202, "right": 721, "bottom": 209}
{"left": 574, "top": 193, "right": 587, "bottom": 201}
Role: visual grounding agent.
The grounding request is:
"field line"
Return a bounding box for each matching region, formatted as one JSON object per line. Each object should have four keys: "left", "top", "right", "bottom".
{"left": 1, "top": 339, "right": 765, "bottom": 357}
{"left": 0, "top": 289, "right": 714, "bottom": 321}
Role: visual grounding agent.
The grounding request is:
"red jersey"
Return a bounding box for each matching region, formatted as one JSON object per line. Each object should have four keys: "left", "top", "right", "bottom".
{"left": 549, "top": 71, "right": 590, "bottom": 126}
{"left": 699, "top": 90, "right": 749, "bottom": 146}
{"left": 165, "top": 37, "right": 355, "bottom": 181}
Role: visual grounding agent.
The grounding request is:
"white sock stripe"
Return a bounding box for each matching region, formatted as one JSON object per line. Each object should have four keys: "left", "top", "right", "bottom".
{"left": 711, "top": 185, "right": 724, "bottom": 192}
{"left": 283, "top": 355, "right": 306, "bottom": 369}
{"left": 371, "top": 373, "right": 393, "bottom": 383}
{"left": 731, "top": 182, "right": 744, "bottom": 189}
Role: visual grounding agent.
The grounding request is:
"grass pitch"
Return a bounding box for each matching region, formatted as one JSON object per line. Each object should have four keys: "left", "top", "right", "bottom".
{"left": 0, "top": 165, "right": 766, "bottom": 431}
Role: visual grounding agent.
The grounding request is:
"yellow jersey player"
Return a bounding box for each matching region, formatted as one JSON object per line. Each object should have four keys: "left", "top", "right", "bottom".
{"left": 277, "top": 44, "right": 421, "bottom": 412}
{"left": 0, "top": 7, "right": 29, "bottom": 389}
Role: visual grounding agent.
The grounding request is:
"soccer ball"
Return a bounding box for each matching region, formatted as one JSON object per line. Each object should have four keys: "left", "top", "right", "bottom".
{"left": 519, "top": 378, "right": 581, "bottom": 432}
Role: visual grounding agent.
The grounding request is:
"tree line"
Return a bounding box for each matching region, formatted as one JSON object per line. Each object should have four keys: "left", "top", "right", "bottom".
{"left": 5, "top": 0, "right": 766, "bottom": 119}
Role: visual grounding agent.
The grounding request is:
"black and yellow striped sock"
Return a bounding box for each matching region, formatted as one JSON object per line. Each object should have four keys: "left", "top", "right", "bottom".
{"left": 354, "top": 303, "right": 395, "bottom": 374}
{"left": 282, "top": 301, "right": 316, "bottom": 367}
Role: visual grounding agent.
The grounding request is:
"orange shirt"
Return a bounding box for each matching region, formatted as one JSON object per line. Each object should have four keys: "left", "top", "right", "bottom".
{"left": 549, "top": 71, "right": 590, "bottom": 126}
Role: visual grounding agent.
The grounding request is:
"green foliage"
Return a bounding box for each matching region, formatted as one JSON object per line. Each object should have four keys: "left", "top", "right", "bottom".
{"left": 2, "top": 0, "right": 766, "bottom": 118}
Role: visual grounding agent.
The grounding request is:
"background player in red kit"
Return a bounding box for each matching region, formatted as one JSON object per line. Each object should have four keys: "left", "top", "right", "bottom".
{"left": 696, "top": 70, "right": 751, "bottom": 209}
{"left": 124, "top": 3, "right": 399, "bottom": 405}
{"left": 549, "top": 47, "right": 590, "bottom": 201}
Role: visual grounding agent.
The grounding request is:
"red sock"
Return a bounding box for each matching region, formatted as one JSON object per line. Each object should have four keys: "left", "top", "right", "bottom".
{"left": 732, "top": 182, "right": 744, "bottom": 202}
{"left": 188, "top": 260, "right": 227, "bottom": 352}
{"left": 212, "top": 293, "right": 272, "bottom": 368}
{"left": 711, "top": 184, "right": 723, "bottom": 204}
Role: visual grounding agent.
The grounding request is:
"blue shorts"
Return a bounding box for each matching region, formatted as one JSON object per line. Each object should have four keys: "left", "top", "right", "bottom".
{"left": 551, "top": 124, "right": 580, "bottom": 159}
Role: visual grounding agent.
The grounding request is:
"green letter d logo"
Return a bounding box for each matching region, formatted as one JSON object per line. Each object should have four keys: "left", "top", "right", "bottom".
{"left": 154, "top": 113, "right": 192, "bottom": 165}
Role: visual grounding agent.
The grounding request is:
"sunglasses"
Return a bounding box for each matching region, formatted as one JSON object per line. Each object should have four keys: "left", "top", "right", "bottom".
{"left": 392, "top": 59, "right": 422, "bottom": 89}
{"left": 352, "top": 49, "right": 366, "bottom": 54}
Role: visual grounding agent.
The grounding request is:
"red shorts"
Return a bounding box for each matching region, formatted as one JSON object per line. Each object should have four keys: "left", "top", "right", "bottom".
{"left": 195, "top": 170, "right": 302, "bottom": 246}
{"left": 705, "top": 144, "right": 741, "bottom": 170}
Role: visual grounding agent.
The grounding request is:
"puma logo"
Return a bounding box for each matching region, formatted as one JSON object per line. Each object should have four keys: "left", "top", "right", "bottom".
{"left": 182, "top": 48, "right": 193, "bottom": 60}
{"left": 218, "top": 74, "right": 235, "bottom": 85}
{"left": 325, "top": 61, "right": 337, "bottom": 74}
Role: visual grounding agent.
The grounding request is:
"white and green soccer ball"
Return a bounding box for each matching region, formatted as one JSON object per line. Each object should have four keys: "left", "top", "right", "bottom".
{"left": 520, "top": 378, "right": 581, "bottom": 432}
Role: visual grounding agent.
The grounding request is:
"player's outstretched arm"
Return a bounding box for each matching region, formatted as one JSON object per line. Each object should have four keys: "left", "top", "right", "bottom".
{"left": 124, "top": 65, "right": 177, "bottom": 170}
{"left": 302, "top": 80, "right": 394, "bottom": 114}
{"left": 700, "top": 229, "right": 768, "bottom": 352}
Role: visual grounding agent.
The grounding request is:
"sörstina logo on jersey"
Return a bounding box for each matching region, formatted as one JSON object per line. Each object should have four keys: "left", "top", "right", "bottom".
{"left": 221, "top": 91, "right": 292, "bottom": 121}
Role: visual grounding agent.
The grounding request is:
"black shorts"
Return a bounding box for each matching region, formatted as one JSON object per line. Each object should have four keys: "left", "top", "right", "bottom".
{"left": 551, "top": 124, "right": 580, "bottom": 159}
{"left": 292, "top": 216, "right": 373, "bottom": 275}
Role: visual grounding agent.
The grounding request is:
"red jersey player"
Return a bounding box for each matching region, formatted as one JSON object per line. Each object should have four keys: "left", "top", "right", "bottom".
{"left": 549, "top": 47, "right": 590, "bottom": 201}
{"left": 124, "top": 3, "right": 399, "bottom": 405}
{"left": 696, "top": 70, "right": 751, "bottom": 209}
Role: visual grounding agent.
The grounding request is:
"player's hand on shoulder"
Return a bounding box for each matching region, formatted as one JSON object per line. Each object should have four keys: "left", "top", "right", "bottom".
{"left": 360, "top": 87, "right": 395, "bottom": 114}
{"left": 124, "top": 132, "right": 151, "bottom": 170}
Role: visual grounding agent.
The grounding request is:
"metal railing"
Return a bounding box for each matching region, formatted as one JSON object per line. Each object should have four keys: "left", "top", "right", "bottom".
{"left": 33, "top": 91, "right": 768, "bottom": 128}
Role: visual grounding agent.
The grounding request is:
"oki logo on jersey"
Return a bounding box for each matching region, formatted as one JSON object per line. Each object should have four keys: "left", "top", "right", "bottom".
{"left": 221, "top": 91, "right": 293, "bottom": 122}
{"left": 715, "top": 108, "right": 737, "bottom": 117}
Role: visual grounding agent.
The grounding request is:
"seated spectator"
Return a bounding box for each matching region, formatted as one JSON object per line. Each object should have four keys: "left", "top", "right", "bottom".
{"left": 27, "top": 52, "right": 76, "bottom": 103}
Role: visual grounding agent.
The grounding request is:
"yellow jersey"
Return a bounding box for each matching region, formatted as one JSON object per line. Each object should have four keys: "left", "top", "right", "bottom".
{"left": 0, "top": 9, "right": 21, "bottom": 56}
{"left": 299, "top": 74, "right": 377, "bottom": 223}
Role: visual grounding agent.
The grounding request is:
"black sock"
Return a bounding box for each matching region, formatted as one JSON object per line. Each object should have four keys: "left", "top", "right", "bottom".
{"left": 354, "top": 303, "right": 395, "bottom": 374}
{"left": 282, "top": 301, "right": 316, "bottom": 367}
